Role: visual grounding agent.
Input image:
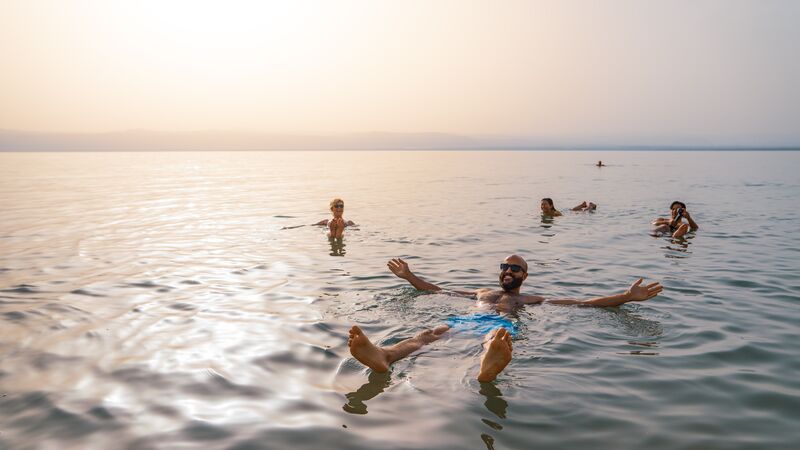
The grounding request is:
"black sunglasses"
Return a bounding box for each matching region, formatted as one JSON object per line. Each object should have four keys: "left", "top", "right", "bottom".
{"left": 500, "top": 263, "right": 525, "bottom": 273}
{"left": 333, "top": 204, "right": 344, "bottom": 208}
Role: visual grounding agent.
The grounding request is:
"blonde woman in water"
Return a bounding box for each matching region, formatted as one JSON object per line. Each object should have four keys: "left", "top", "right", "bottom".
{"left": 314, "top": 198, "right": 355, "bottom": 238}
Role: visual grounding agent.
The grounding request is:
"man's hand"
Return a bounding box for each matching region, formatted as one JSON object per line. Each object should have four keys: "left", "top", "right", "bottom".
{"left": 387, "top": 258, "right": 412, "bottom": 280}
{"left": 626, "top": 278, "right": 663, "bottom": 302}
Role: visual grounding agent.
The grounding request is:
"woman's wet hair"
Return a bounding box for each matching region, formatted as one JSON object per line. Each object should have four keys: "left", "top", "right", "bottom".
{"left": 541, "top": 198, "right": 555, "bottom": 208}
{"left": 329, "top": 198, "right": 344, "bottom": 209}
{"left": 670, "top": 201, "right": 686, "bottom": 209}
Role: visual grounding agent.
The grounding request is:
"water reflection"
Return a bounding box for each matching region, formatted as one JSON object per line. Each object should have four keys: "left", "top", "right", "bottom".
{"left": 660, "top": 235, "right": 694, "bottom": 259}
{"left": 481, "top": 432, "right": 496, "bottom": 450}
{"left": 597, "top": 308, "right": 663, "bottom": 357}
{"left": 478, "top": 382, "right": 507, "bottom": 450}
{"left": 539, "top": 215, "right": 556, "bottom": 242}
{"left": 342, "top": 371, "right": 391, "bottom": 414}
{"left": 603, "top": 308, "right": 663, "bottom": 338}
{"left": 329, "top": 237, "right": 346, "bottom": 257}
{"left": 539, "top": 215, "right": 555, "bottom": 229}
{"left": 478, "top": 382, "right": 508, "bottom": 420}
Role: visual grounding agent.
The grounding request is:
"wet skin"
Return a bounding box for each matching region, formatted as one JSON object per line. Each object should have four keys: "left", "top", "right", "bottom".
{"left": 348, "top": 255, "right": 662, "bottom": 381}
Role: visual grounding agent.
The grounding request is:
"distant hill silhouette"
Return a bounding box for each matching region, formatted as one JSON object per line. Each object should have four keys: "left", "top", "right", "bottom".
{"left": 1, "top": 129, "right": 797, "bottom": 151}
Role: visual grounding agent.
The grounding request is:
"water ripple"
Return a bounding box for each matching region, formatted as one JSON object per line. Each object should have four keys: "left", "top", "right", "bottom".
{"left": 1, "top": 151, "right": 799, "bottom": 449}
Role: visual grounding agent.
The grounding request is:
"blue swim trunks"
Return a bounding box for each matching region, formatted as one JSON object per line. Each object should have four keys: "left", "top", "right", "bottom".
{"left": 445, "top": 313, "right": 518, "bottom": 337}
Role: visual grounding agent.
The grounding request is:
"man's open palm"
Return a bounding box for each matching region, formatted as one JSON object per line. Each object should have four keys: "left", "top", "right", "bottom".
{"left": 387, "top": 258, "right": 411, "bottom": 280}
{"left": 628, "top": 278, "right": 663, "bottom": 302}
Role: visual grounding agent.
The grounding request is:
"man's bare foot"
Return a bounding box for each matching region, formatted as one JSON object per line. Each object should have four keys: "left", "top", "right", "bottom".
{"left": 477, "top": 328, "right": 513, "bottom": 382}
{"left": 572, "top": 201, "right": 588, "bottom": 211}
{"left": 348, "top": 326, "right": 390, "bottom": 372}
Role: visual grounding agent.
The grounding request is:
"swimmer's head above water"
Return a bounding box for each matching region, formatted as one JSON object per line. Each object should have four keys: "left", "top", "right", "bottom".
{"left": 540, "top": 198, "right": 558, "bottom": 216}
{"left": 499, "top": 254, "right": 528, "bottom": 293}
{"left": 329, "top": 198, "right": 344, "bottom": 218}
{"left": 670, "top": 201, "right": 687, "bottom": 218}
{"left": 670, "top": 201, "right": 686, "bottom": 210}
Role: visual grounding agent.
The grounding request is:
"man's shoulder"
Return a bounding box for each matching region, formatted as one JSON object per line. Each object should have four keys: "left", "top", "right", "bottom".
{"left": 521, "top": 293, "right": 546, "bottom": 303}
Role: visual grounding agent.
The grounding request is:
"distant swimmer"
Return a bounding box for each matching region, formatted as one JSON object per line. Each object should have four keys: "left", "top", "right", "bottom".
{"left": 540, "top": 198, "right": 597, "bottom": 217}
{"left": 596, "top": 160, "right": 605, "bottom": 167}
{"left": 314, "top": 198, "right": 356, "bottom": 238}
{"left": 652, "top": 201, "right": 699, "bottom": 238}
{"left": 347, "top": 255, "right": 663, "bottom": 382}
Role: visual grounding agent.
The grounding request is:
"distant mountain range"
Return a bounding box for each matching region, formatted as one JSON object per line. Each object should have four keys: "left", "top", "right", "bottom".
{"left": 1, "top": 129, "right": 797, "bottom": 151}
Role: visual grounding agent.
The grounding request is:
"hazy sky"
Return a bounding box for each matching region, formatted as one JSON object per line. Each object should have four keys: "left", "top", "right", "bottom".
{"left": 1, "top": 0, "right": 799, "bottom": 144}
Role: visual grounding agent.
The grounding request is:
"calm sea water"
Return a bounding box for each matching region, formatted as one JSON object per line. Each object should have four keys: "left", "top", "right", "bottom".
{"left": 1, "top": 151, "right": 799, "bottom": 450}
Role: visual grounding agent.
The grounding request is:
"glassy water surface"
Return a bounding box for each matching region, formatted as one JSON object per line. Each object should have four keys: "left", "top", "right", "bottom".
{"left": 1, "top": 151, "right": 799, "bottom": 449}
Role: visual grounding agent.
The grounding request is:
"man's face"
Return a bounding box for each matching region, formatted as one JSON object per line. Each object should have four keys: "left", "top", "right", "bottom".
{"left": 540, "top": 200, "right": 553, "bottom": 214}
{"left": 498, "top": 258, "right": 528, "bottom": 292}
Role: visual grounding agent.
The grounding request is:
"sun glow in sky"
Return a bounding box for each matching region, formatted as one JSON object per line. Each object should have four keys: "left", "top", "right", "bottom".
{"left": 1, "top": 0, "right": 799, "bottom": 144}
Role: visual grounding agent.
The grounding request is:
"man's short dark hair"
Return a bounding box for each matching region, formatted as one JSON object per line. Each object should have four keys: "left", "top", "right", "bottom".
{"left": 670, "top": 201, "right": 686, "bottom": 209}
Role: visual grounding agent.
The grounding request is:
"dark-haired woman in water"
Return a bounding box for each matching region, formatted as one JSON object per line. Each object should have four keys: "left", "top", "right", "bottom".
{"left": 540, "top": 198, "right": 597, "bottom": 217}
{"left": 652, "top": 201, "right": 699, "bottom": 238}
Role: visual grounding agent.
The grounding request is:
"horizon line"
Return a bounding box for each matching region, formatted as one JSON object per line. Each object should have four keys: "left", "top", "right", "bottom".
{"left": 1, "top": 129, "right": 798, "bottom": 151}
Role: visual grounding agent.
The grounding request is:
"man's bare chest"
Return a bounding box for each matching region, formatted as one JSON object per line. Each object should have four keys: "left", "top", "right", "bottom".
{"left": 477, "top": 290, "right": 521, "bottom": 306}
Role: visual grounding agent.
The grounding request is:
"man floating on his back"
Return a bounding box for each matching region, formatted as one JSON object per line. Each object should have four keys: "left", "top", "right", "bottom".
{"left": 347, "top": 255, "right": 663, "bottom": 382}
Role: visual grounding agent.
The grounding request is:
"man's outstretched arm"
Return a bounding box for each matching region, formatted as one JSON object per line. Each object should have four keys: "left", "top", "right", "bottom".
{"left": 545, "top": 279, "right": 663, "bottom": 307}
{"left": 387, "top": 258, "right": 444, "bottom": 292}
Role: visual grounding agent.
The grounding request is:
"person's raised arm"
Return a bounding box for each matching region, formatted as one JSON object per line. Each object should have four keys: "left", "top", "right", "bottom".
{"left": 387, "top": 258, "right": 443, "bottom": 292}
{"left": 683, "top": 210, "right": 699, "bottom": 230}
{"left": 545, "top": 278, "right": 663, "bottom": 307}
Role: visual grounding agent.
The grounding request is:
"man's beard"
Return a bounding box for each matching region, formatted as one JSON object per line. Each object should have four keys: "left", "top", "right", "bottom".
{"left": 500, "top": 275, "right": 523, "bottom": 292}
